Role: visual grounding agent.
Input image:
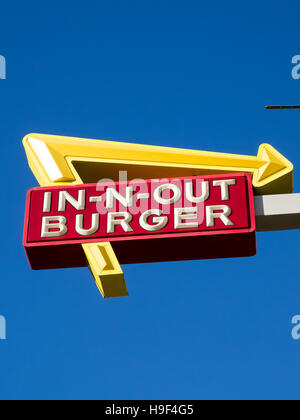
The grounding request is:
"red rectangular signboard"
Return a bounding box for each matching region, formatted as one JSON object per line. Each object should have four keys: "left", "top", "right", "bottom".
{"left": 23, "top": 173, "right": 256, "bottom": 269}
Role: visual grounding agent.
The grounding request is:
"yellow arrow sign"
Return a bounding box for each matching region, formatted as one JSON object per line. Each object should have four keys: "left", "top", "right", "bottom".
{"left": 23, "top": 133, "right": 293, "bottom": 195}
{"left": 22, "top": 133, "right": 294, "bottom": 299}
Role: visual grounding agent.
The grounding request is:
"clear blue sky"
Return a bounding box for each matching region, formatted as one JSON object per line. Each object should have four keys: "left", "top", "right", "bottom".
{"left": 0, "top": 0, "right": 300, "bottom": 400}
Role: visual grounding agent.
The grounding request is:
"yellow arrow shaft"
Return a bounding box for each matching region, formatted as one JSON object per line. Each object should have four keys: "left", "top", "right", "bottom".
{"left": 25, "top": 134, "right": 269, "bottom": 186}
{"left": 50, "top": 140, "right": 265, "bottom": 170}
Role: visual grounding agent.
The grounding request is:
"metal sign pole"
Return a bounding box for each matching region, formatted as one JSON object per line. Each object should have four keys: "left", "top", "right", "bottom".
{"left": 266, "top": 105, "right": 300, "bottom": 109}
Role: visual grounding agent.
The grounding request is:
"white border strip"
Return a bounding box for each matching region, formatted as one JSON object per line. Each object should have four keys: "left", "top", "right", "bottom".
{"left": 255, "top": 193, "right": 300, "bottom": 231}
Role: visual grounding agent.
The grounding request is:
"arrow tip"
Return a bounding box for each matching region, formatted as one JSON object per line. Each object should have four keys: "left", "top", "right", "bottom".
{"left": 253, "top": 144, "right": 294, "bottom": 195}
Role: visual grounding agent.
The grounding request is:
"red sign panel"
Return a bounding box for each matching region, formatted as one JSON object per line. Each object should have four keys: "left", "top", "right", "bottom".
{"left": 23, "top": 173, "right": 256, "bottom": 269}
